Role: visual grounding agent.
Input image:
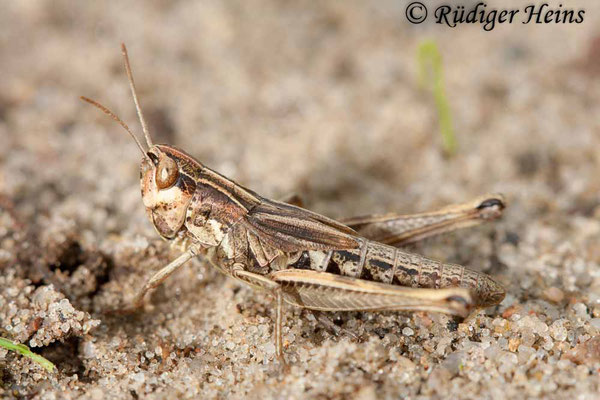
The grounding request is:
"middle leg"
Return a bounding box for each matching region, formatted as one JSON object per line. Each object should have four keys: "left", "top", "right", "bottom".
{"left": 232, "top": 267, "right": 287, "bottom": 362}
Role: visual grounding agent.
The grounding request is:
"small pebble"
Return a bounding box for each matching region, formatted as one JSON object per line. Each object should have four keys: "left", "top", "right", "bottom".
{"left": 517, "top": 345, "right": 535, "bottom": 363}
{"left": 543, "top": 287, "right": 564, "bottom": 303}
{"left": 132, "top": 372, "right": 145, "bottom": 384}
{"left": 563, "top": 336, "right": 600, "bottom": 364}
{"left": 573, "top": 303, "right": 589, "bottom": 320}
{"left": 550, "top": 320, "right": 568, "bottom": 341}
{"left": 263, "top": 342, "right": 275, "bottom": 356}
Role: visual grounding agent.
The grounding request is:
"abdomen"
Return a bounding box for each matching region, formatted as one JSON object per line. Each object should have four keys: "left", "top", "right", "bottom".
{"left": 287, "top": 239, "right": 505, "bottom": 307}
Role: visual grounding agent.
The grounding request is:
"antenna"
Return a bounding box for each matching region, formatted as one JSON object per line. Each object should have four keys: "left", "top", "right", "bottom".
{"left": 80, "top": 96, "right": 149, "bottom": 160}
{"left": 121, "top": 43, "right": 153, "bottom": 148}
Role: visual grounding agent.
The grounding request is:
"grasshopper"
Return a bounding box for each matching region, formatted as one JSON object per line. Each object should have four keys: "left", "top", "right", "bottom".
{"left": 81, "top": 44, "right": 506, "bottom": 361}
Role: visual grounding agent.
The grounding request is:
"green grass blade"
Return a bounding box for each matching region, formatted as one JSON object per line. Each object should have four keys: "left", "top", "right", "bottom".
{"left": 0, "top": 337, "right": 55, "bottom": 373}
{"left": 417, "top": 40, "right": 457, "bottom": 156}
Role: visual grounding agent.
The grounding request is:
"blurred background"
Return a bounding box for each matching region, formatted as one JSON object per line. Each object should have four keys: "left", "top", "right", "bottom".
{"left": 1, "top": 1, "right": 599, "bottom": 398}
{"left": 2, "top": 0, "right": 598, "bottom": 223}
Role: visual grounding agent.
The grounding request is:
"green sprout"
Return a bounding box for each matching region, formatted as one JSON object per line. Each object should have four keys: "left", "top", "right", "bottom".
{"left": 0, "top": 337, "right": 55, "bottom": 373}
{"left": 417, "top": 40, "right": 457, "bottom": 156}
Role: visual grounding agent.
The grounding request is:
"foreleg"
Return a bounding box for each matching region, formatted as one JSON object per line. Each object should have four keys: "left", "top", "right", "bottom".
{"left": 110, "top": 247, "right": 198, "bottom": 314}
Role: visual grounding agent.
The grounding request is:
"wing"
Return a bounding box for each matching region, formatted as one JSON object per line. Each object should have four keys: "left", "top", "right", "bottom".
{"left": 243, "top": 199, "right": 360, "bottom": 253}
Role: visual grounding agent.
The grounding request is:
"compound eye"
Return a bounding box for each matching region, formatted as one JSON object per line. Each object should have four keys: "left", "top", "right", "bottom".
{"left": 148, "top": 152, "right": 159, "bottom": 166}
{"left": 155, "top": 156, "right": 179, "bottom": 190}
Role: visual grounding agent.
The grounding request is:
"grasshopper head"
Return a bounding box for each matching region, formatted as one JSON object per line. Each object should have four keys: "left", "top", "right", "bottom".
{"left": 140, "top": 145, "right": 197, "bottom": 239}
{"left": 81, "top": 45, "right": 200, "bottom": 240}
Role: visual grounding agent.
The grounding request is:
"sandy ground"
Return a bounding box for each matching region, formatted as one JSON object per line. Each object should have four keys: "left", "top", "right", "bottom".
{"left": 1, "top": 1, "right": 600, "bottom": 399}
